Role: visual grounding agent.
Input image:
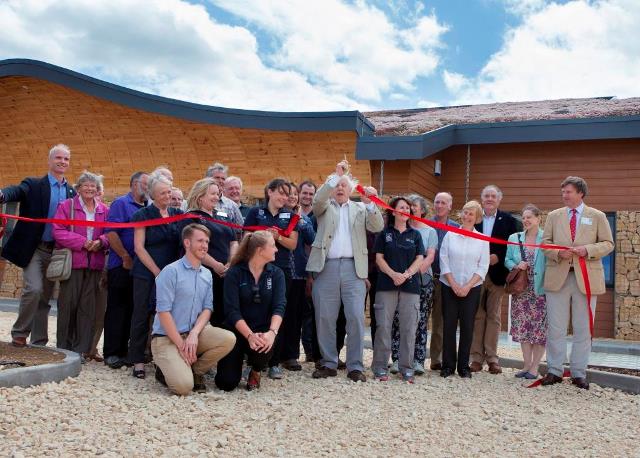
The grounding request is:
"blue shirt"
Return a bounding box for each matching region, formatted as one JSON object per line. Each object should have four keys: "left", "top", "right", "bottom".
{"left": 106, "top": 192, "right": 147, "bottom": 270}
{"left": 152, "top": 256, "right": 214, "bottom": 336}
{"left": 42, "top": 173, "right": 69, "bottom": 242}
{"left": 430, "top": 217, "right": 460, "bottom": 275}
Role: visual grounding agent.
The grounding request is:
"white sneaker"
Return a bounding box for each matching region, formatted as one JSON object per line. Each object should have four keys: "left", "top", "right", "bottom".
{"left": 389, "top": 361, "right": 399, "bottom": 374}
{"left": 413, "top": 362, "right": 425, "bottom": 375}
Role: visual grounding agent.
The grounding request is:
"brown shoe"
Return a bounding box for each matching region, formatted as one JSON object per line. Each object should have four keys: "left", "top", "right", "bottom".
{"left": 347, "top": 370, "right": 366, "bottom": 383}
{"left": 430, "top": 362, "right": 442, "bottom": 371}
{"left": 571, "top": 377, "right": 590, "bottom": 390}
{"left": 540, "top": 373, "right": 563, "bottom": 386}
{"left": 312, "top": 366, "right": 338, "bottom": 378}
{"left": 246, "top": 370, "right": 261, "bottom": 391}
{"left": 192, "top": 373, "right": 207, "bottom": 394}
{"left": 488, "top": 362, "right": 503, "bottom": 374}
{"left": 470, "top": 361, "right": 483, "bottom": 372}
{"left": 337, "top": 359, "right": 347, "bottom": 370}
{"left": 11, "top": 336, "right": 27, "bottom": 348}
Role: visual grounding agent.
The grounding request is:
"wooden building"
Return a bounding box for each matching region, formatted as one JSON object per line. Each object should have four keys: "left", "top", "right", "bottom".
{"left": 1, "top": 59, "right": 640, "bottom": 340}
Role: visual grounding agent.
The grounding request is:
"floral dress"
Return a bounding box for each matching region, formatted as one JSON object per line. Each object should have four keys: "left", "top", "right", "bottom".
{"left": 510, "top": 247, "right": 547, "bottom": 345}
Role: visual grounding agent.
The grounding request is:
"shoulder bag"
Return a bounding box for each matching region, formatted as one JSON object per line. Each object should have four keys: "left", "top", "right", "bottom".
{"left": 46, "top": 199, "right": 75, "bottom": 282}
{"left": 505, "top": 234, "right": 529, "bottom": 295}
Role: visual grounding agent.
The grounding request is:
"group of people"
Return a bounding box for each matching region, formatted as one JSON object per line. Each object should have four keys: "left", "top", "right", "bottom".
{"left": 1, "top": 144, "right": 613, "bottom": 394}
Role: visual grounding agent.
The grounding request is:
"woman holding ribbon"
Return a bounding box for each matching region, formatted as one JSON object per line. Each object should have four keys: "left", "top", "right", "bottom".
{"left": 372, "top": 196, "right": 425, "bottom": 383}
{"left": 127, "top": 171, "right": 183, "bottom": 379}
{"left": 505, "top": 204, "right": 547, "bottom": 380}
{"left": 179, "top": 178, "right": 238, "bottom": 327}
{"left": 439, "top": 200, "right": 489, "bottom": 378}
{"left": 53, "top": 171, "right": 110, "bottom": 358}
{"left": 243, "top": 178, "right": 298, "bottom": 379}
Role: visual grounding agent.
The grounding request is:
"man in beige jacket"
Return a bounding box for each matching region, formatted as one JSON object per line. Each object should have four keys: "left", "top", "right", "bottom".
{"left": 307, "top": 161, "right": 384, "bottom": 382}
{"left": 541, "top": 176, "right": 613, "bottom": 390}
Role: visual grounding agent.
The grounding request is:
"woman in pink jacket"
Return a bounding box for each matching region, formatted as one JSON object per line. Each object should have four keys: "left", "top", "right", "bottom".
{"left": 53, "top": 171, "right": 110, "bottom": 358}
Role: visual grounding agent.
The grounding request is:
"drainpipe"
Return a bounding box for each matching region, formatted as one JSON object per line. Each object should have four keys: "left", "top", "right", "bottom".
{"left": 465, "top": 145, "right": 471, "bottom": 202}
{"left": 379, "top": 160, "right": 385, "bottom": 196}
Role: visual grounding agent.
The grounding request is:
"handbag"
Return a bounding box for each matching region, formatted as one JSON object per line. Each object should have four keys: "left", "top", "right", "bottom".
{"left": 505, "top": 234, "right": 529, "bottom": 295}
{"left": 46, "top": 199, "right": 75, "bottom": 282}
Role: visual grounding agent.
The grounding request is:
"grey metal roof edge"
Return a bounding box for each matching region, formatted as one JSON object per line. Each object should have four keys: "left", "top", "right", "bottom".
{"left": 0, "top": 58, "right": 374, "bottom": 135}
{"left": 357, "top": 115, "right": 640, "bottom": 160}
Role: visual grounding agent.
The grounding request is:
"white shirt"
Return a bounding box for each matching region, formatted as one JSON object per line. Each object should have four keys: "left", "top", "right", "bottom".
{"left": 439, "top": 230, "right": 490, "bottom": 288}
{"left": 481, "top": 211, "right": 497, "bottom": 237}
{"left": 324, "top": 174, "right": 376, "bottom": 259}
{"left": 79, "top": 198, "right": 96, "bottom": 241}
{"left": 327, "top": 202, "right": 354, "bottom": 259}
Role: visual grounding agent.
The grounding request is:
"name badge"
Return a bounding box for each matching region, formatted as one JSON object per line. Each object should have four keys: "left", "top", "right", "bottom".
{"left": 581, "top": 217, "right": 592, "bottom": 225}
{"left": 279, "top": 213, "right": 291, "bottom": 219}
{"left": 217, "top": 211, "right": 228, "bottom": 218}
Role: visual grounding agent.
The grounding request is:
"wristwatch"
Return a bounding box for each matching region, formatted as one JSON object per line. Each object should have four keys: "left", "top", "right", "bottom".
{"left": 269, "top": 328, "right": 278, "bottom": 336}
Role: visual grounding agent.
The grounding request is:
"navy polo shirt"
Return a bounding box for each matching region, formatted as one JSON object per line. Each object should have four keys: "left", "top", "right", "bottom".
{"left": 130, "top": 205, "right": 183, "bottom": 281}
{"left": 243, "top": 206, "right": 298, "bottom": 274}
{"left": 177, "top": 209, "right": 236, "bottom": 265}
{"left": 374, "top": 226, "right": 425, "bottom": 294}
{"left": 223, "top": 262, "right": 286, "bottom": 332}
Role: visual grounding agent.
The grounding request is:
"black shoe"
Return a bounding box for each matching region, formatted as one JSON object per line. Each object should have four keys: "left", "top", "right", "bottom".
{"left": 312, "top": 366, "right": 338, "bottom": 378}
{"left": 281, "top": 359, "right": 303, "bottom": 371}
{"left": 347, "top": 370, "right": 366, "bottom": 383}
{"left": 540, "top": 373, "right": 563, "bottom": 386}
{"left": 458, "top": 369, "right": 472, "bottom": 379}
{"left": 440, "top": 368, "right": 454, "bottom": 378}
{"left": 104, "top": 356, "right": 125, "bottom": 369}
{"left": 155, "top": 365, "right": 167, "bottom": 387}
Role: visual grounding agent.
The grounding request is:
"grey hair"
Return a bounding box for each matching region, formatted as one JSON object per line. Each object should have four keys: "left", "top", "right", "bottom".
{"left": 434, "top": 191, "right": 453, "bottom": 204}
{"left": 48, "top": 143, "right": 71, "bottom": 159}
{"left": 76, "top": 171, "right": 103, "bottom": 189}
{"left": 206, "top": 162, "right": 228, "bottom": 177}
{"left": 481, "top": 184, "right": 503, "bottom": 200}
{"left": 147, "top": 171, "right": 173, "bottom": 199}
{"left": 152, "top": 166, "right": 173, "bottom": 181}
{"left": 410, "top": 195, "right": 429, "bottom": 217}
{"left": 225, "top": 175, "right": 243, "bottom": 188}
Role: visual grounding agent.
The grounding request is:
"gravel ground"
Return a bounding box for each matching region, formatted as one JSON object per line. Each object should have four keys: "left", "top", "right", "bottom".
{"left": 1, "top": 312, "right": 639, "bottom": 457}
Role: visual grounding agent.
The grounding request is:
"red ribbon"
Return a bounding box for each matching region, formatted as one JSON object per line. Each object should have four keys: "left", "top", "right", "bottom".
{"left": 0, "top": 212, "right": 299, "bottom": 238}
{"left": 355, "top": 185, "right": 594, "bottom": 341}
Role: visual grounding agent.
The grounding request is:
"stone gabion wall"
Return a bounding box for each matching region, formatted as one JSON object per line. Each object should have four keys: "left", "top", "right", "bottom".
{"left": 615, "top": 211, "right": 640, "bottom": 340}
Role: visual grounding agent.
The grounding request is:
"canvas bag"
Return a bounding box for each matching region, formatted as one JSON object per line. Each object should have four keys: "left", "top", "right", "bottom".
{"left": 45, "top": 200, "right": 75, "bottom": 282}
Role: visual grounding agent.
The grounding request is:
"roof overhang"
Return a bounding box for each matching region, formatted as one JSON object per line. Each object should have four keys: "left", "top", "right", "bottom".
{"left": 356, "top": 115, "right": 640, "bottom": 160}
{"left": 0, "top": 58, "right": 375, "bottom": 135}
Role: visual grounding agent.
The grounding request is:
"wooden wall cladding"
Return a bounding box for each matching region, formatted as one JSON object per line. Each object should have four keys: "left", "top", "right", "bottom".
{"left": 0, "top": 76, "right": 370, "bottom": 200}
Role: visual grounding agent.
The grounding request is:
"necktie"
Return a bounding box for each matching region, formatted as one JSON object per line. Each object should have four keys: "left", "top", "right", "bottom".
{"left": 569, "top": 208, "right": 577, "bottom": 241}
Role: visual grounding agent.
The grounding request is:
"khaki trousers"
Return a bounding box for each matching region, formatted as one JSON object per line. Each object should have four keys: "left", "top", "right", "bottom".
{"left": 151, "top": 325, "right": 236, "bottom": 395}
{"left": 57, "top": 268, "right": 101, "bottom": 353}
{"left": 471, "top": 276, "right": 504, "bottom": 365}
{"left": 429, "top": 278, "right": 444, "bottom": 365}
{"left": 545, "top": 272, "right": 596, "bottom": 379}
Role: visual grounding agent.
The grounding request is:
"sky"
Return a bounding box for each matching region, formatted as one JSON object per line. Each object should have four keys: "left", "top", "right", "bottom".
{"left": 0, "top": 0, "right": 638, "bottom": 111}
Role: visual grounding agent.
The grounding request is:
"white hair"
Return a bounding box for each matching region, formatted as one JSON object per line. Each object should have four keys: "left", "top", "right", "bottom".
{"left": 335, "top": 174, "right": 358, "bottom": 192}
{"left": 147, "top": 172, "right": 173, "bottom": 199}
{"left": 481, "top": 184, "right": 503, "bottom": 200}
{"left": 76, "top": 171, "right": 103, "bottom": 189}
{"left": 48, "top": 143, "right": 71, "bottom": 159}
{"left": 225, "top": 176, "right": 243, "bottom": 188}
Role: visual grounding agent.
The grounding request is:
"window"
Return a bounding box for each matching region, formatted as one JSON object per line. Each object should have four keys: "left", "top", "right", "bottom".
{"left": 602, "top": 212, "right": 616, "bottom": 288}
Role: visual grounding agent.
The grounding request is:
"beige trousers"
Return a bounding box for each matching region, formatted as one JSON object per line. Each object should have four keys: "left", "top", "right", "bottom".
{"left": 151, "top": 324, "right": 236, "bottom": 395}
{"left": 471, "top": 276, "right": 504, "bottom": 365}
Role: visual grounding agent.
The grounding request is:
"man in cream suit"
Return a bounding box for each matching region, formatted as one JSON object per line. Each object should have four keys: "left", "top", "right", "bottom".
{"left": 307, "top": 161, "right": 384, "bottom": 382}
{"left": 541, "top": 176, "right": 613, "bottom": 390}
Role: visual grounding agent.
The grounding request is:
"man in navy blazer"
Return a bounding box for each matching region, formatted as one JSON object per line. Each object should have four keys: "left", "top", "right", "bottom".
{"left": 0, "top": 144, "right": 75, "bottom": 347}
{"left": 471, "top": 185, "right": 522, "bottom": 374}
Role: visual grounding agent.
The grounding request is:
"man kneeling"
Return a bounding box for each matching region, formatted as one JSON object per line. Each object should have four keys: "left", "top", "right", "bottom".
{"left": 151, "top": 223, "right": 236, "bottom": 395}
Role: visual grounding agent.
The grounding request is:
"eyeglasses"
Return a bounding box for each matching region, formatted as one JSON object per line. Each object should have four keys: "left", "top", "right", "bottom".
{"left": 252, "top": 285, "right": 261, "bottom": 304}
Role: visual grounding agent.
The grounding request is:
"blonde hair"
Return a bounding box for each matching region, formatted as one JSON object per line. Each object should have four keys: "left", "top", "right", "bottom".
{"left": 230, "top": 231, "right": 273, "bottom": 265}
{"left": 186, "top": 178, "right": 218, "bottom": 211}
{"left": 462, "top": 200, "right": 483, "bottom": 224}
